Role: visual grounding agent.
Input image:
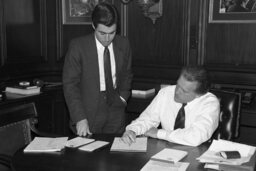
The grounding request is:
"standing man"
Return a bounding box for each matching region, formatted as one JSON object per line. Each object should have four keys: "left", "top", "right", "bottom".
{"left": 63, "top": 2, "right": 133, "bottom": 137}
{"left": 122, "top": 66, "right": 220, "bottom": 147}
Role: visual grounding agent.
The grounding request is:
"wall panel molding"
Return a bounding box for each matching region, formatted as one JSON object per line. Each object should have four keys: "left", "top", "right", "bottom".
{"left": 3, "top": 0, "right": 48, "bottom": 64}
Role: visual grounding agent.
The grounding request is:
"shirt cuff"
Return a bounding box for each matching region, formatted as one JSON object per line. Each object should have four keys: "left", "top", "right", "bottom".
{"left": 157, "top": 129, "right": 167, "bottom": 139}
{"left": 120, "top": 96, "right": 127, "bottom": 105}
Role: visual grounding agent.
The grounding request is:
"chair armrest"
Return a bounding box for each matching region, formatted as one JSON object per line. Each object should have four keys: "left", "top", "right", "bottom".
{"left": 30, "top": 118, "right": 60, "bottom": 138}
{"left": 0, "top": 154, "right": 11, "bottom": 168}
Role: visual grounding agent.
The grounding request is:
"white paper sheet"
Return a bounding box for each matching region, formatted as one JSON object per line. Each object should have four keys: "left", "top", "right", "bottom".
{"left": 151, "top": 148, "right": 188, "bottom": 163}
{"left": 79, "top": 141, "right": 109, "bottom": 152}
{"left": 140, "top": 160, "right": 189, "bottom": 171}
{"left": 65, "top": 137, "right": 95, "bottom": 148}
{"left": 197, "top": 139, "right": 256, "bottom": 165}
{"left": 110, "top": 137, "right": 147, "bottom": 152}
{"left": 24, "top": 137, "right": 68, "bottom": 152}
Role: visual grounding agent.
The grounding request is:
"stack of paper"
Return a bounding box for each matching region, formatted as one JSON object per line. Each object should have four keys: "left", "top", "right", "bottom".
{"left": 197, "top": 139, "right": 256, "bottom": 171}
{"left": 24, "top": 137, "right": 68, "bottom": 152}
{"left": 110, "top": 137, "right": 147, "bottom": 152}
{"left": 141, "top": 148, "right": 189, "bottom": 171}
{"left": 5, "top": 86, "right": 41, "bottom": 95}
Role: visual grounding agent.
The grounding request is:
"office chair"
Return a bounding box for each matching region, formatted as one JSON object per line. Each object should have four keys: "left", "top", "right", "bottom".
{"left": 0, "top": 102, "right": 51, "bottom": 171}
{"left": 210, "top": 89, "right": 242, "bottom": 141}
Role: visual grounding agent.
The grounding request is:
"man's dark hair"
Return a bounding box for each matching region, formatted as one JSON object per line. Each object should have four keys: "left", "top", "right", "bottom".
{"left": 180, "top": 65, "right": 210, "bottom": 95}
{"left": 92, "top": 2, "right": 118, "bottom": 28}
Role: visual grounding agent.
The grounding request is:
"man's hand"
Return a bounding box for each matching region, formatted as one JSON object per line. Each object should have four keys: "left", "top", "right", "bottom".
{"left": 121, "top": 130, "right": 136, "bottom": 145}
{"left": 76, "top": 119, "right": 92, "bottom": 137}
{"left": 144, "top": 127, "right": 158, "bottom": 138}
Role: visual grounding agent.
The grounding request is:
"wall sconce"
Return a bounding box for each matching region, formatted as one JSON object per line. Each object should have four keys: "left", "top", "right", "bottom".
{"left": 121, "top": 0, "right": 163, "bottom": 24}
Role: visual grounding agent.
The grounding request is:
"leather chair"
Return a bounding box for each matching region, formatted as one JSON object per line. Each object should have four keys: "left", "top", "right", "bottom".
{"left": 0, "top": 102, "right": 47, "bottom": 171}
{"left": 210, "top": 89, "right": 242, "bottom": 141}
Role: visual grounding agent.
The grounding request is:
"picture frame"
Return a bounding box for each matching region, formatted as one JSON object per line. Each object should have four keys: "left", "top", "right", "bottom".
{"left": 62, "top": 0, "right": 114, "bottom": 25}
{"left": 209, "top": 0, "right": 256, "bottom": 23}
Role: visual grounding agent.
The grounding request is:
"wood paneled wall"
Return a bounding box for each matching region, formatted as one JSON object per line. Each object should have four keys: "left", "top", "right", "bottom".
{"left": 1, "top": 0, "right": 256, "bottom": 89}
{"left": 127, "top": 0, "right": 190, "bottom": 83}
{"left": 201, "top": 0, "right": 256, "bottom": 88}
{"left": 127, "top": 0, "right": 256, "bottom": 89}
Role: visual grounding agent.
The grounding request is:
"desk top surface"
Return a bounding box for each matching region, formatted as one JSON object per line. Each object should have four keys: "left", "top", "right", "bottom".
{"left": 12, "top": 134, "right": 209, "bottom": 171}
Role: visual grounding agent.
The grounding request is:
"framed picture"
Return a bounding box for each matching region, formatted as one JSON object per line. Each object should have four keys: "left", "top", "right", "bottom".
{"left": 209, "top": 0, "right": 256, "bottom": 23}
{"left": 62, "top": 0, "right": 113, "bottom": 24}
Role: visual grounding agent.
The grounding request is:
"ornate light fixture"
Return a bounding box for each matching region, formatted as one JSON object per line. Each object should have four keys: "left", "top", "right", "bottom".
{"left": 121, "top": 0, "right": 163, "bottom": 24}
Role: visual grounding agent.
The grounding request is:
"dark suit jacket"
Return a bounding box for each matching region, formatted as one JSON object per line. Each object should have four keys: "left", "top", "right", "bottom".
{"left": 63, "top": 33, "right": 133, "bottom": 127}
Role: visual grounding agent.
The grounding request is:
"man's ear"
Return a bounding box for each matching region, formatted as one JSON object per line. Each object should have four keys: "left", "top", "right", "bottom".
{"left": 92, "top": 23, "right": 95, "bottom": 30}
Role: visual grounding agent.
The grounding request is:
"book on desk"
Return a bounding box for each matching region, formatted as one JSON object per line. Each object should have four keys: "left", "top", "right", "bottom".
{"left": 5, "top": 86, "right": 41, "bottom": 95}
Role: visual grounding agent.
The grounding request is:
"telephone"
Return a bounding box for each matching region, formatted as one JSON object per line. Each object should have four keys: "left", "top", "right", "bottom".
{"left": 242, "top": 92, "right": 254, "bottom": 104}
{"left": 33, "top": 79, "right": 62, "bottom": 88}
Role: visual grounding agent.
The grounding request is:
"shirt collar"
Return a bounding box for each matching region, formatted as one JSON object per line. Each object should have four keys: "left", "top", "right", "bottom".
{"left": 95, "top": 36, "right": 113, "bottom": 51}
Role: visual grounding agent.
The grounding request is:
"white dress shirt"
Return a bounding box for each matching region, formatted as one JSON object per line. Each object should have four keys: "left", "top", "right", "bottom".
{"left": 95, "top": 37, "right": 116, "bottom": 91}
{"left": 126, "top": 85, "right": 220, "bottom": 146}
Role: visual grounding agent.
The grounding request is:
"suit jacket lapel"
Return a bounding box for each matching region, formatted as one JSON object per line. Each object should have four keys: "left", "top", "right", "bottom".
{"left": 86, "top": 34, "right": 100, "bottom": 90}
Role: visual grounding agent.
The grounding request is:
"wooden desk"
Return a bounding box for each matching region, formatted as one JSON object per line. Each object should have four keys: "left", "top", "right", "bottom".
{"left": 12, "top": 134, "right": 209, "bottom": 171}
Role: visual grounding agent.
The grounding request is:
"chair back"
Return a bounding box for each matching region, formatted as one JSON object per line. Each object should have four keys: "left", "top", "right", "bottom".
{"left": 210, "top": 89, "right": 241, "bottom": 141}
{"left": 0, "top": 103, "right": 37, "bottom": 157}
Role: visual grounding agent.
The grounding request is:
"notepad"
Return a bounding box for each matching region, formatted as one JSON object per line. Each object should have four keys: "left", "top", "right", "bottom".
{"left": 110, "top": 137, "right": 147, "bottom": 152}
{"left": 79, "top": 141, "right": 109, "bottom": 152}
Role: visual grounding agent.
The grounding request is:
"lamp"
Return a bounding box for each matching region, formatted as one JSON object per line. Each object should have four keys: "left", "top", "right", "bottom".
{"left": 121, "top": 0, "right": 163, "bottom": 24}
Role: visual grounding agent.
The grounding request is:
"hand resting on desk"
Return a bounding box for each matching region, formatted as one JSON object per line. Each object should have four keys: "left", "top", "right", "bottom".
{"left": 76, "top": 119, "right": 92, "bottom": 137}
{"left": 144, "top": 127, "right": 158, "bottom": 138}
{"left": 121, "top": 127, "right": 159, "bottom": 145}
{"left": 121, "top": 130, "right": 136, "bottom": 145}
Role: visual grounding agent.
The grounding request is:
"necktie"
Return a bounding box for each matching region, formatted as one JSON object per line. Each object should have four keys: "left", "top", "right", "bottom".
{"left": 174, "top": 103, "right": 187, "bottom": 129}
{"left": 104, "top": 46, "right": 115, "bottom": 105}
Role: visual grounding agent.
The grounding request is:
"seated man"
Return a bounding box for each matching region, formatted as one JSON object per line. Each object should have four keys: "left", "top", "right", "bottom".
{"left": 122, "top": 66, "right": 220, "bottom": 146}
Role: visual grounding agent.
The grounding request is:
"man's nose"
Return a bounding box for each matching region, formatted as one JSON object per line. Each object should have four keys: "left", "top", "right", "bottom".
{"left": 105, "top": 34, "right": 110, "bottom": 41}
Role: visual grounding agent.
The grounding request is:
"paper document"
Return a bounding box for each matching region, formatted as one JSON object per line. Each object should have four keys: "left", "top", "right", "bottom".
{"left": 140, "top": 160, "right": 189, "bottom": 171}
{"left": 197, "top": 139, "right": 256, "bottom": 165}
{"left": 24, "top": 137, "right": 68, "bottom": 152}
{"left": 79, "top": 141, "right": 109, "bottom": 152}
{"left": 204, "top": 163, "right": 254, "bottom": 171}
{"left": 110, "top": 137, "right": 147, "bottom": 152}
{"left": 151, "top": 148, "right": 188, "bottom": 163}
{"left": 66, "top": 137, "right": 95, "bottom": 148}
